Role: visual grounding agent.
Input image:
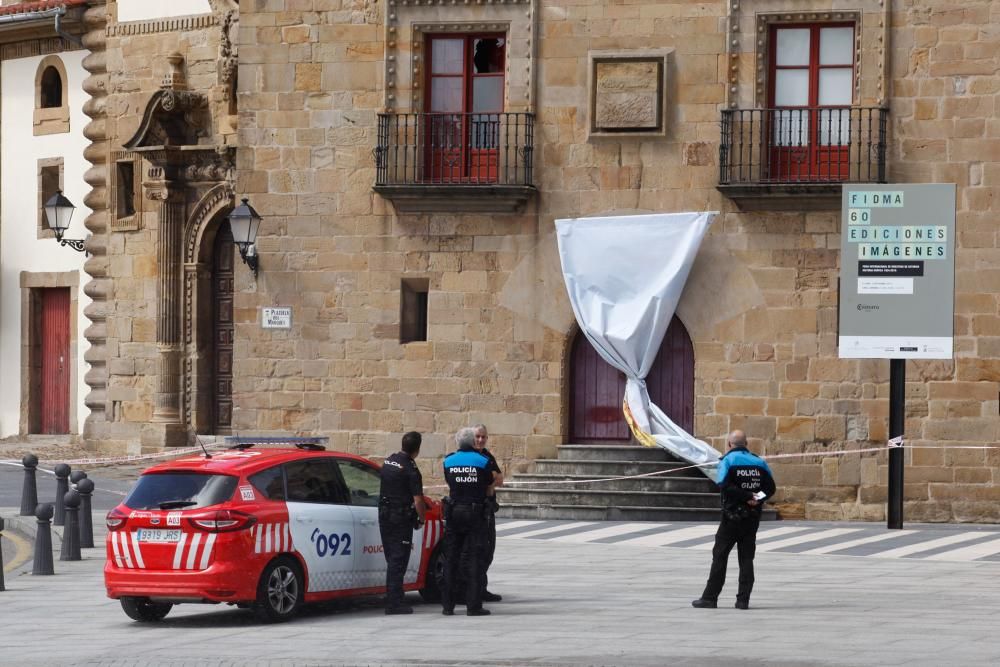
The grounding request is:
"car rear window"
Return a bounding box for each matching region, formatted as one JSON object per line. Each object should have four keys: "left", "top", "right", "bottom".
{"left": 123, "top": 472, "right": 239, "bottom": 511}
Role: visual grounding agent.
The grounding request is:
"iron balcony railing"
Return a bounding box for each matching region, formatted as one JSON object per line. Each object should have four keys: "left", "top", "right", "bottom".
{"left": 374, "top": 112, "right": 534, "bottom": 187}
{"left": 719, "top": 106, "right": 888, "bottom": 186}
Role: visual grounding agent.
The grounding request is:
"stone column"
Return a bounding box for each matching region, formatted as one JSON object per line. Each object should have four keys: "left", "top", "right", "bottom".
{"left": 144, "top": 173, "right": 187, "bottom": 447}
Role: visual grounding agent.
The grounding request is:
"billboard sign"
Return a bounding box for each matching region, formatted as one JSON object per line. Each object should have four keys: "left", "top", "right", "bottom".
{"left": 838, "top": 184, "right": 955, "bottom": 360}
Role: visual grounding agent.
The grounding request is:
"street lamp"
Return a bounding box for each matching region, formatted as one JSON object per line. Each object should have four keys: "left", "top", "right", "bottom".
{"left": 228, "top": 197, "right": 261, "bottom": 278}
{"left": 43, "top": 190, "right": 86, "bottom": 253}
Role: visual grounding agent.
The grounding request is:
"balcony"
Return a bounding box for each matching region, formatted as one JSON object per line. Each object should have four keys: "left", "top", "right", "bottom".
{"left": 718, "top": 106, "right": 888, "bottom": 210}
{"left": 373, "top": 112, "right": 536, "bottom": 213}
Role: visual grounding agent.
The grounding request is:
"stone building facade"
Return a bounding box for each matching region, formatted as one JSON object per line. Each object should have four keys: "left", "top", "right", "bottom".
{"left": 75, "top": 0, "right": 1000, "bottom": 521}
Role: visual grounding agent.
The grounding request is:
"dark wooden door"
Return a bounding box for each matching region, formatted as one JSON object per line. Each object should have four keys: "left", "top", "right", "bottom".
{"left": 39, "top": 288, "right": 70, "bottom": 434}
{"left": 212, "top": 223, "right": 235, "bottom": 433}
{"left": 569, "top": 316, "right": 695, "bottom": 442}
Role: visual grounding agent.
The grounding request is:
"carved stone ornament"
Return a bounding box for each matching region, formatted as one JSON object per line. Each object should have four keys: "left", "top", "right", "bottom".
{"left": 123, "top": 89, "right": 209, "bottom": 149}
{"left": 588, "top": 49, "right": 672, "bottom": 138}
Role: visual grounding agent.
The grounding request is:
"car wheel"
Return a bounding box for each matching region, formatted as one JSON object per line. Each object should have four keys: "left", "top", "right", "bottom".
{"left": 419, "top": 544, "right": 444, "bottom": 603}
{"left": 254, "top": 557, "right": 303, "bottom": 623}
{"left": 120, "top": 596, "right": 172, "bottom": 622}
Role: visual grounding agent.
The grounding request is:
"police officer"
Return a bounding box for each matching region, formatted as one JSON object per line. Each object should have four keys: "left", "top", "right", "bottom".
{"left": 441, "top": 426, "right": 499, "bottom": 617}
{"left": 692, "top": 430, "right": 776, "bottom": 610}
{"left": 473, "top": 423, "right": 503, "bottom": 602}
{"left": 378, "top": 431, "right": 427, "bottom": 615}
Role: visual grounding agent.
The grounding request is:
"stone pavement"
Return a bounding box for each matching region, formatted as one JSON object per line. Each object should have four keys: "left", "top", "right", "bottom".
{"left": 1, "top": 508, "right": 1000, "bottom": 667}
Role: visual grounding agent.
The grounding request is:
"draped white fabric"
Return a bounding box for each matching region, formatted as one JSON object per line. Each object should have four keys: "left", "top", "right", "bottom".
{"left": 555, "top": 213, "right": 722, "bottom": 480}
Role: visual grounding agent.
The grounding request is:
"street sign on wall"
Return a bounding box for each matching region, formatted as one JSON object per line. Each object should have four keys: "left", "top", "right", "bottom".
{"left": 838, "top": 184, "right": 955, "bottom": 360}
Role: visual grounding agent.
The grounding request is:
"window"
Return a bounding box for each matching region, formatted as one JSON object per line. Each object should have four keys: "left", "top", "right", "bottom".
{"left": 400, "top": 278, "right": 429, "bottom": 343}
{"left": 116, "top": 161, "right": 136, "bottom": 219}
{"left": 249, "top": 465, "right": 286, "bottom": 501}
{"left": 769, "top": 23, "right": 855, "bottom": 179}
{"left": 284, "top": 459, "right": 349, "bottom": 504}
{"left": 37, "top": 159, "right": 63, "bottom": 238}
{"left": 336, "top": 459, "right": 381, "bottom": 507}
{"left": 425, "top": 34, "right": 506, "bottom": 183}
{"left": 123, "top": 472, "right": 238, "bottom": 510}
{"left": 34, "top": 57, "right": 69, "bottom": 135}
{"left": 40, "top": 67, "right": 62, "bottom": 109}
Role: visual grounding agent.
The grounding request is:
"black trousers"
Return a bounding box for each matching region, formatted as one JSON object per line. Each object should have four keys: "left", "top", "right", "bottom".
{"left": 701, "top": 515, "right": 760, "bottom": 603}
{"left": 442, "top": 504, "right": 486, "bottom": 611}
{"left": 379, "top": 516, "right": 413, "bottom": 608}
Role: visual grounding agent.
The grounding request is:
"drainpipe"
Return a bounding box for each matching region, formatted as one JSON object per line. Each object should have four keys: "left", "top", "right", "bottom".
{"left": 53, "top": 7, "right": 83, "bottom": 48}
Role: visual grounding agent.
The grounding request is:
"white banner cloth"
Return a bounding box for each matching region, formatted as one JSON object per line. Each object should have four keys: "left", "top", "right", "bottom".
{"left": 555, "top": 212, "right": 722, "bottom": 480}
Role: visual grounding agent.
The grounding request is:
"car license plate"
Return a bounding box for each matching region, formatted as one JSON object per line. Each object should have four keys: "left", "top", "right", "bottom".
{"left": 136, "top": 528, "right": 182, "bottom": 543}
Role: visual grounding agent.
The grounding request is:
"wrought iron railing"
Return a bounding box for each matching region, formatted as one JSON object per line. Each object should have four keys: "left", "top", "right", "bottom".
{"left": 374, "top": 112, "right": 534, "bottom": 187}
{"left": 719, "top": 106, "right": 888, "bottom": 185}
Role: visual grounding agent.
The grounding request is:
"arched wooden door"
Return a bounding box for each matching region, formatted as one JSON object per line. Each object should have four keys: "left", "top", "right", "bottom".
{"left": 569, "top": 316, "right": 695, "bottom": 442}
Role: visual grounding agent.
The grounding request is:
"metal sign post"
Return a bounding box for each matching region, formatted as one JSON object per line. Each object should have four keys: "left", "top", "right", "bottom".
{"left": 838, "top": 184, "right": 956, "bottom": 530}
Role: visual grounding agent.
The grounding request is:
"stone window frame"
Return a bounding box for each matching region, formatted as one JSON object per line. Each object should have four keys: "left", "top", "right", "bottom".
{"left": 587, "top": 49, "right": 672, "bottom": 139}
{"left": 383, "top": 0, "right": 536, "bottom": 114}
{"left": 33, "top": 55, "right": 70, "bottom": 136}
{"left": 37, "top": 157, "right": 63, "bottom": 240}
{"left": 724, "top": 1, "right": 889, "bottom": 110}
{"left": 109, "top": 150, "right": 143, "bottom": 232}
{"left": 754, "top": 12, "right": 862, "bottom": 108}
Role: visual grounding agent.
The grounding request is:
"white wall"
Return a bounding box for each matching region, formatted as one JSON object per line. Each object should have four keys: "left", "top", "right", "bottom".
{"left": 117, "top": 0, "right": 212, "bottom": 23}
{"left": 0, "top": 51, "right": 92, "bottom": 437}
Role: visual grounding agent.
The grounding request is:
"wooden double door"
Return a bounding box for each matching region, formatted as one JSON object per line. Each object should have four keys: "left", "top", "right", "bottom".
{"left": 569, "top": 316, "right": 694, "bottom": 442}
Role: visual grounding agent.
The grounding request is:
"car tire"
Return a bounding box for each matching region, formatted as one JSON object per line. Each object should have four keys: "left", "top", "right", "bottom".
{"left": 253, "top": 557, "right": 304, "bottom": 623}
{"left": 120, "top": 596, "right": 172, "bottom": 622}
{"left": 418, "top": 544, "right": 444, "bottom": 603}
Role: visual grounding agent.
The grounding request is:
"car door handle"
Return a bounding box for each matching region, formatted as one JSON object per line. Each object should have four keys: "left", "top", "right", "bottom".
{"left": 360, "top": 519, "right": 376, "bottom": 526}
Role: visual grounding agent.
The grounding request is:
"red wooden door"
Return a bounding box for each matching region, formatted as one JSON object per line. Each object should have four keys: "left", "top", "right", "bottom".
{"left": 212, "top": 223, "right": 235, "bottom": 433}
{"left": 425, "top": 34, "right": 504, "bottom": 183}
{"left": 768, "top": 23, "right": 855, "bottom": 181}
{"left": 570, "top": 316, "right": 695, "bottom": 442}
{"left": 39, "top": 288, "right": 70, "bottom": 434}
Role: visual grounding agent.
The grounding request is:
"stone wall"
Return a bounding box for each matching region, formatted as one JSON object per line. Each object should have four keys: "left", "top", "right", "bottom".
{"left": 82, "top": 0, "right": 1000, "bottom": 522}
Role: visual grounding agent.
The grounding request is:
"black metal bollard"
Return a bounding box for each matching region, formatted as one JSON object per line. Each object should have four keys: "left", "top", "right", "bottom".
{"left": 76, "top": 478, "right": 95, "bottom": 549}
{"left": 53, "top": 463, "right": 70, "bottom": 527}
{"left": 19, "top": 454, "right": 38, "bottom": 517}
{"left": 0, "top": 517, "right": 6, "bottom": 591}
{"left": 60, "top": 490, "right": 81, "bottom": 562}
{"left": 69, "top": 470, "right": 87, "bottom": 489}
{"left": 32, "top": 504, "right": 55, "bottom": 576}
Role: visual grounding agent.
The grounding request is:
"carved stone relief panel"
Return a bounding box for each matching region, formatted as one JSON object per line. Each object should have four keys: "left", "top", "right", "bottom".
{"left": 588, "top": 51, "right": 671, "bottom": 138}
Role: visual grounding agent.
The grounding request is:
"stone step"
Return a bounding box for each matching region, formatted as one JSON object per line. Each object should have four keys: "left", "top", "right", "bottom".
{"left": 557, "top": 444, "right": 682, "bottom": 462}
{"left": 497, "top": 504, "right": 778, "bottom": 522}
{"left": 497, "top": 487, "right": 719, "bottom": 509}
{"left": 533, "top": 458, "right": 698, "bottom": 477}
{"left": 504, "top": 473, "right": 716, "bottom": 494}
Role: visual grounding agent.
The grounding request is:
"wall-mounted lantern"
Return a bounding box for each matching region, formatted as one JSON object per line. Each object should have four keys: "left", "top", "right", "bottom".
{"left": 228, "top": 197, "right": 261, "bottom": 278}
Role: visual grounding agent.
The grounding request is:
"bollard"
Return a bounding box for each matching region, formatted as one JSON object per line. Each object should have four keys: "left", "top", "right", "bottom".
{"left": 19, "top": 454, "right": 38, "bottom": 517}
{"left": 69, "top": 470, "right": 87, "bottom": 489}
{"left": 60, "top": 490, "right": 81, "bottom": 562}
{"left": 0, "top": 517, "right": 6, "bottom": 591}
{"left": 76, "top": 478, "right": 95, "bottom": 549}
{"left": 32, "top": 504, "right": 55, "bottom": 576}
{"left": 53, "top": 463, "right": 70, "bottom": 526}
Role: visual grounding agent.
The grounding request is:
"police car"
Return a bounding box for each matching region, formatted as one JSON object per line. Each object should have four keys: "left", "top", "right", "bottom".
{"left": 104, "top": 443, "right": 444, "bottom": 622}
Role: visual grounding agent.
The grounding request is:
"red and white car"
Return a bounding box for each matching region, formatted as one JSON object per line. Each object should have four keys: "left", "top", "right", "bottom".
{"left": 104, "top": 444, "right": 444, "bottom": 622}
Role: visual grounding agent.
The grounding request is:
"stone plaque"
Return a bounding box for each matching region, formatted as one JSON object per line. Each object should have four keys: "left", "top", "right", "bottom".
{"left": 589, "top": 51, "right": 670, "bottom": 137}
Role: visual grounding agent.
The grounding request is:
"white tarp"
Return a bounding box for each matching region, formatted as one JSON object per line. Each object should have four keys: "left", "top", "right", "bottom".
{"left": 555, "top": 212, "right": 722, "bottom": 480}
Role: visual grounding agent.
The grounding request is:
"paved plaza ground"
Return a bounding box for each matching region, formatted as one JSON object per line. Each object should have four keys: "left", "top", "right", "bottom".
{"left": 2, "top": 508, "right": 999, "bottom": 667}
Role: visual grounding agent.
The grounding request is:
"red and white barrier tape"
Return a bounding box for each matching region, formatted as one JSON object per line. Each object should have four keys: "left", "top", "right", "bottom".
{"left": 0, "top": 441, "right": 228, "bottom": 469}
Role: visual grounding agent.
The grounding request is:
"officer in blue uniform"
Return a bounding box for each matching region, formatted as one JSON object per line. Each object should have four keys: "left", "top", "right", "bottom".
{"left": 378, "top": 431, "right": 427, "bottom": 615}
{"left": 441, "top": 426, "right": 499, "bottom": 616}
{"left": 692, "top": 430, "right": 776, "bottom": 610}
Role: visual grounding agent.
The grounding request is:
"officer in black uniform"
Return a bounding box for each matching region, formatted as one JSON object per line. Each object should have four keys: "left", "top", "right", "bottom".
{"left": 473, "top": 423, "right": 503, "bottom": 602}
{"left": 692, "top": 430, "right": 776, "bottom": 610}
{"left": 378, "top": 431, "right": 427, "bottom": 615}
{"left": 441, "top": 426, "right": 498, "bottom": 617}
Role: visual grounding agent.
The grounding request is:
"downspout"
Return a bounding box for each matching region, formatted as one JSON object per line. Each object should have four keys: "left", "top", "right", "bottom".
{"left": 53, "top": 7, "right": 83, "bottom": 48}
